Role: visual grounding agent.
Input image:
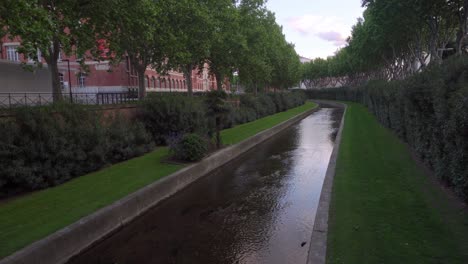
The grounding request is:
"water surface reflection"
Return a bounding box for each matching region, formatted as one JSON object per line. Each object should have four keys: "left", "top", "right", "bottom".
{"left": 69, "top": 108, "right": 340, "bottom": 264}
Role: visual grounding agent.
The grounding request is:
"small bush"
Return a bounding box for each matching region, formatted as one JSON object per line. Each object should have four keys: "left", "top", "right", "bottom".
{"left": 170, "top": 133, "right": 208, "bottom": 162}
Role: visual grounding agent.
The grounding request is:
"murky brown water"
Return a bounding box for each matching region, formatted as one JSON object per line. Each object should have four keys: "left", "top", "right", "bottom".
{"left": 68, "top": 108, "right": 341, "bottom": 264}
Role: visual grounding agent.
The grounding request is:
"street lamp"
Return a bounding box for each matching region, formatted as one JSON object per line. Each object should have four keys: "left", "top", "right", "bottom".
{"left": 61, "top": 59, "right": 73, "bottom": 103}
{"left": 233, "top": 71, "right": 239, "bottom": 94}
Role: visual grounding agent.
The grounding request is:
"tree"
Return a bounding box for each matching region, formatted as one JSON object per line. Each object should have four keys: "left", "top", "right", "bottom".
{"left": 237, "top": 0, "right": 273, "bottom": 94}
{"left": 205, "top": 90, "right": 229, "bottom": 149}
{"left": 0, "top": 0, "right": 105, "bottom": 101}
{"left": 164, "top": 0, "right": 215, "bottom": 96}
{"left": 206, "top": 0, "right": 246, "bottom": 92}
{"left": 99, "top": 0, "right": 168, "bottom": 99}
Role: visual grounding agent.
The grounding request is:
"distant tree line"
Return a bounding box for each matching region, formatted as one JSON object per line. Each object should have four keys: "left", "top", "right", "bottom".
{"left": 0, "top": 0, "right": 302, "bottom": 100}
{"left": 302, "top": 0, "right": 468, "bottom": 87}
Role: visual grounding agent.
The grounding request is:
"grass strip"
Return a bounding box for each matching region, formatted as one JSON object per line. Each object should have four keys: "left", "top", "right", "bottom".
{"left": 0, "top": 101, "right": 317, "bottom": 259}
{"left": 327, "top": 103, "right": 468, "bottom": 264}
{"left": 221, "top": 101, "right": 317, "bottom": 145}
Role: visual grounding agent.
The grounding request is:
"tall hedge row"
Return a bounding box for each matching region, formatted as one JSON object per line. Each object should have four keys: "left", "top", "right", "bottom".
{"left": 306, "top": 57, "right": 468, "bottom": 201}
{"left": 140, "top": 91, "right": 307, "bottom": 140}
{"left": 0, "top": 104, "right": 154, "bottom": 197}
{"left": 232, "top": 92, "right": 306, "bottom": 125}
{"left": 0, "top": 91, "right": 307, "bottom": 197}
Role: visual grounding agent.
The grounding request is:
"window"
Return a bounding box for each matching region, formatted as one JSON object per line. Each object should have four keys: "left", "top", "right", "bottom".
{"left": 6, "top": 45, "right": 20, "bottom": 62}
{"left": 77, "top": 73, "right": 86, "bottom": 88}
{"left": 28, "top": 49, "right": 42, "bottom": 63}
{"left": 59, "top": 73, "right": 65, "bottom": 89}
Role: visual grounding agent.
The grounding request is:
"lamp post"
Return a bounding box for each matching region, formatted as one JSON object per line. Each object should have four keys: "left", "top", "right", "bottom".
{"left": 61, "top": 59, "right": 73, "bottom": 103}
{"left": 233, "top": 71, "right": 239, "bottom": 94}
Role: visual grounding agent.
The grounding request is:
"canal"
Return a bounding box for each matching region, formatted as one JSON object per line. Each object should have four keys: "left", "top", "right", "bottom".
{"left": 68, "top": 107, "right": 343, "bottom": 264}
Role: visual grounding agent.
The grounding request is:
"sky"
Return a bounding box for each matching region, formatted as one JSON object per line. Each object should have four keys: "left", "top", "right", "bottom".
{"left": 265, "top": 0, "right": 364, "bottom": 60}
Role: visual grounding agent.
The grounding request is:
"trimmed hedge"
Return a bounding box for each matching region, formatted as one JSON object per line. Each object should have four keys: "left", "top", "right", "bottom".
{"left": 0, "top": 103, "right": 153, "bottom": 197}
{"left": 0, "top": 91, "right": 307, "bottom": 197}
{"left": 233, "top": 91, "right": 307, "bottom": 125}
{"left": 139, "top": 94, "right": 209, "bottom": 144}
{"left": 141, "top": 91, "right": 307, "bottom": 136}
{"left": 306, "top": 56, "right": 468, "bottom": 201}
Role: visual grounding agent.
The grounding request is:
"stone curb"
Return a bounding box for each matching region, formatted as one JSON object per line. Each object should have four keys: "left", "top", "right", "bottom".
{"left": 1, "top": 105, "right": 318, "bottom": 264}
{"left": 307, "top": 100, "right": 347, "bottom": 264}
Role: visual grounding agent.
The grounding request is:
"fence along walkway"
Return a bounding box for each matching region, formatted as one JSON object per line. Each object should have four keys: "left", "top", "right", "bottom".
{"left": 0, "top": 91, "right": 138, "bottom": 109}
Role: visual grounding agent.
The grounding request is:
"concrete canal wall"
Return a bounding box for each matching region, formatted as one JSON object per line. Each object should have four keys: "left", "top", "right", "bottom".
{"left": 307, "top": 100, "right": 347, "bottom": 264}
{"left": 1, "top": 105, "right": 319, "bottom": 264}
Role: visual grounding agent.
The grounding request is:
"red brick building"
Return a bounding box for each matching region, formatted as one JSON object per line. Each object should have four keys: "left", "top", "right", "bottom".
{"left": 0, "top": 36, "right": 227, "bottom": 94}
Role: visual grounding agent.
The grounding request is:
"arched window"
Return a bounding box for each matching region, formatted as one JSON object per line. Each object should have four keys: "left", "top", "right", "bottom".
{"left": 156, "top": 78, "right": 161, "bottom": 89}
{"left": 152, "top": 77, "right": 156, "bottom": 88}
{"left": 162, "top": 78, "right": 166, "bottom": 89}
{"left": 77, "top": 73, "right": 87, "bottom": 88}
{"left": 168, "top": 78, "right": 171, "bottom": 89}
{"left": 172, "top": 79, "right": 176, "bottom": 90}
{"left": 144, "top": 76, "right": 149, "bottom": 88}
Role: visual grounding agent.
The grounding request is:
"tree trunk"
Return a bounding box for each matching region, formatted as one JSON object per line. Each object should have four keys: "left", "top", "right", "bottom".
{"left": 216, "top": 116, "right": 222, "bottom": 149}
{"left": 214, "top": 71, "right": 223, "bottom": 92}
{"left": 46, "top": 40, "right": 63, "bottom": 102}
{"left": 49, "top": 59, "right": 63, "bottom": 102}
{"left": 428, "top": 19, "right": 441, "bottom": 64}
{"left": 183, "top": 64, "right": 193, "bottom": 96}
{"left": 456, "top": 0, "right": 468, "bottom": 56}
{"left": 137, "top": 67, "right": 146, "bottom": 99}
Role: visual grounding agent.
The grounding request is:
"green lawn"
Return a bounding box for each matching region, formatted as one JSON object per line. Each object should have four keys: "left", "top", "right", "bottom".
{"left": 327, "top": 103, "right": 468, "bottom": 264}
{"left": 0, "top": 101, "right": 317, "bottom": 259}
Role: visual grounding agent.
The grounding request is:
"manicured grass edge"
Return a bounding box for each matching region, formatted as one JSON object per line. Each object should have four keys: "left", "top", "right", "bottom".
{"left": 325, "top": 102, "right": 468, "bottom": 264}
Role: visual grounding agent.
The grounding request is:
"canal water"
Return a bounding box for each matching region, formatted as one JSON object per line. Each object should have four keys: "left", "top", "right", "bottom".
{"left": 68, "top": 107, "right": 343, "bottom": 264}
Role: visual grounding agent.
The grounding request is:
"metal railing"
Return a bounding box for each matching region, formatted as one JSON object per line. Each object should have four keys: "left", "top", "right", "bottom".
{"left": 0, "top": 89, "right": 238, "bottom": 110}
{"left": 0, "top": 91, "right": 139, "bottom": 109}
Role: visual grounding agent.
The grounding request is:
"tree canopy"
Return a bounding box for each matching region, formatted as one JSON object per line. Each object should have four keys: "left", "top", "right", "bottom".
{"left": 302, "top": 0, "right": 468, "bottom": 88}
{"left": 0, "top": 0, "right": 109, "bottom": 100}
{"left": 0, "top": 0, "right": 302, "bottom": 98}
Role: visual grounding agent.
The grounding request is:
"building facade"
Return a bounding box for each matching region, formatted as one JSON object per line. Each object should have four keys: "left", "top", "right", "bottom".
{"left": 0, "top": 36, "right": 226, "bottom": 95}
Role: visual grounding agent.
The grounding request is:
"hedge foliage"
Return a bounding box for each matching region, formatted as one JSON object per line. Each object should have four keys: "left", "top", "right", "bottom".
{"left": 232, "top": 91, "right": 307, "bottom": 125}
{"left": 140, "top": 91, "right": 307, "bottom": 138}
{"left": 0, "top": 103, "right": 153, "bottom": 197}
{"left": 139, "top": 94, "right": 209, "bottom": 145}
{"left": 306, "top": 56, "right": 468, "bottom": 201}
{"left": 0, "top": 91, "right": 307, "bottom": 196}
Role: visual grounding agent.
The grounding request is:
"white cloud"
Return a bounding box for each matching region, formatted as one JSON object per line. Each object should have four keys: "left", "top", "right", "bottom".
{"left": 286, "top": 15, "right": 350, "bottom": 47}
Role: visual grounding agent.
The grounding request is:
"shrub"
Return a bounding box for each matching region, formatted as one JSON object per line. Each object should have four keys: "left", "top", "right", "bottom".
{"left": 139, "top": 94, "right": 208, "bottom": 144}
{"left": 234, "top": 91, "right": 305, "bottom": 126}
{"left": 305, "top": 56, "right": 468, "bottom": 201}
{"left": 170, "top": 133, "right": 208, "bottom": 162}
{"left": 0, "top": 103, "right": 153, "bottom": 197}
